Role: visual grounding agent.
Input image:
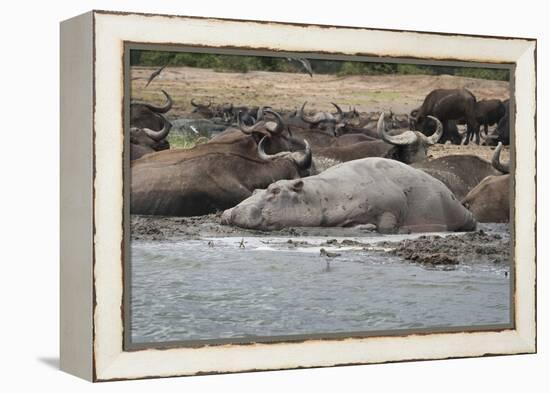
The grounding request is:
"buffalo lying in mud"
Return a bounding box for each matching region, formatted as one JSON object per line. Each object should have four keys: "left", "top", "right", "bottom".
{"left": 190, "top": 99, "right": 216, "bottom": 118}
{"left": 220, "top": 104, "right": 259, "bottom": 125}
{"left": 411, "top": 88, "right": 477, "bottom": 145}
{"left": 191, "top": 100, "right": 258, "bottom": 125}
{"left": 131, "top": 109, "right": 312, "bottom": 216}
{"left": 461, "top": 143, "right": 510, "bottom": 223}
{"left": 295, "top": 102, "right": 355, "bottom": 136}
{"left": 412, "top": 153, "right": 502, "bottom": 200}
{"left": 314, "top": 113, "right": 443, "bottom": 164}
{"left": 130, "top": 114, "right": 172, "bottom": 160}
{"left": 131, "top": 90, "right": 173, "bottom": 130}
{"left": 222, "top": 157, "right": 477, "bottom": 234}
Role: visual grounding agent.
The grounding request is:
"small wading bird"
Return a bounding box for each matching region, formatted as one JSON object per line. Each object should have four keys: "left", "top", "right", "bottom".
{"left": 320, "top": 248, "right": 341, "bottom": 271}
{"left": 286, "top": 57, "right": 313, "bottom": 77}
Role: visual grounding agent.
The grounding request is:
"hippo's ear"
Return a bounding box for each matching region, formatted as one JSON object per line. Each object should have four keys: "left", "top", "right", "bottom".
{"left": 292, "top": 180, "right": 304, "bottom": 192}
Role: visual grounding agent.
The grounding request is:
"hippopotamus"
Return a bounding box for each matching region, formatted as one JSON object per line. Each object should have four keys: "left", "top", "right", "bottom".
{"left": 221, "top": 158, "right": 477, "bottom": 234}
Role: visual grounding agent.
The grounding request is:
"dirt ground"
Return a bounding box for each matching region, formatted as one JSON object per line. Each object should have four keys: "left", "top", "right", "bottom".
{"left": 131, "top": 66, "right": 510, "bottom": 162}
{"left": 131, "top": 66, "right": 509, "bottom": 115}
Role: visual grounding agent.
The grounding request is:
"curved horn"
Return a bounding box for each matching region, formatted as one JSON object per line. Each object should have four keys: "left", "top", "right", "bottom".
{"left": 291, "top": 139, "right": 312, "bottom": 169}
{"left": 263, "top": 109, "right": 285, "bottom": 134}
{"left": 237, "top": 111, "right": 269, "bottom": 136}
{"left": 257, "top": 137, "right": 311, "bottom": 169}
{"left": 257, "top": 136, "right": 276, "bottom": 161}
{"left": 378, "top": 112, "right": 418, "bottom": 145}
{"left": 331, "top": 102, "right": 343, "bottom": 118}
{"left": 299, "top": 102, "right": 330, "bottom": 124}
{"left": 256, "top": 106, "right": 272, "bottom": 121}
{"left": 131, "top": 90, "right": 173, "bottom": 113}
{"left": 492, "top": 142, "right": 510, "bottom": 174}
{"left": 151, "top": 90, "right": 173, "bottom": 113}
{"left": 142, "top": 114, "right": 172, "bottom": 141}
{"left": 424, "top": 115, "right": 443, "bottom": 145}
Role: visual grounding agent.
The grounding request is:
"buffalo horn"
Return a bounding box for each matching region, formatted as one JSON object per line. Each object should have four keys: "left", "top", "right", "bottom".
{"left": 331, "top": 102, "right": 343, "bottom": 118}
{"left": 257, "top": 136, "right": 311, "bottom": 169}
{"left": 263, "top": 109, "right": 285, "bottom": 134}
{"left": 237, "top": 111, "right": 269, "bottom": 137}
{"left": 492, "top": 142, "right": 510, "bottom": 174}
{"left": 131, "top": 90, "right": 173, "bottom": 113}
{"left": 378, "top": 112, "right": 418, "bottom": 145}
{"left": 142, "top": 114, "right": 172, "bottom": 141}
{"left": 423, "top": 115, "right": 443, "bottom": 145}
{"left": 299, "top": 102, "right": 331, "bottom": 124}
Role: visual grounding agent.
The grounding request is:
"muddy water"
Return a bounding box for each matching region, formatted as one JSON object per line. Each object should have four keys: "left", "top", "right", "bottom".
{"left": 130, "top": 224, "right": 511, "bottom": 344}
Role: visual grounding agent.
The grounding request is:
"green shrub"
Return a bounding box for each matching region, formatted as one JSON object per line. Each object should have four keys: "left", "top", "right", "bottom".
{"left": 130, "top": 50, "right": 509, "bottom": 81}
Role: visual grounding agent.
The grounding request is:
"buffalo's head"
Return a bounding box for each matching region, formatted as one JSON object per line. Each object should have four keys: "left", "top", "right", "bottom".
{"left": 378, "top": 112, "right": 442, "bottom": 164}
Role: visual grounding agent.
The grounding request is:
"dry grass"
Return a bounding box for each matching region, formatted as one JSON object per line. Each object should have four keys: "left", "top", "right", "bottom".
{"left": 131, "top": 66, "right": 510, "bottom": 117}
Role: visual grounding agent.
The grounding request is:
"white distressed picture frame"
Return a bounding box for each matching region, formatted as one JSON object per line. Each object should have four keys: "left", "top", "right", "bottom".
{"left": 60, "top": 10, "right": 536, "bottom": 382}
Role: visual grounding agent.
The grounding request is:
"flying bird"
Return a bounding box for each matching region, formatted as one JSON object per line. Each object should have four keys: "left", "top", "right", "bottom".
{"left": 286, "top": 57, "right": 313, "bottom": 77}
{"left": 144, "top": 63, "right": 169, "bottom": 88}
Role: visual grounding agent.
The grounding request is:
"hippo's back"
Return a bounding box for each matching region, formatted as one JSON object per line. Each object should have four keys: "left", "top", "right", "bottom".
{"left": 319, "top": 158, "right": 476, "bottom": 232}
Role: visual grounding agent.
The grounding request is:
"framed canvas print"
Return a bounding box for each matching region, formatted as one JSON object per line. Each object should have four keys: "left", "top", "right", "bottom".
{"left": 60, "top": 10, "right": 537, "bottom": 382}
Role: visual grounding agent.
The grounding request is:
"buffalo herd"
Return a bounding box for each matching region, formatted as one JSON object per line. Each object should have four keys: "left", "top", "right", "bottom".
{"left": 129, "top": 87, "right": 511, "bottom": 233}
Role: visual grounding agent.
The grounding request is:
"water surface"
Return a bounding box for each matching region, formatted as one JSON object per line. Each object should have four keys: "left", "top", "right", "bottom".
{"left": 130, "top": 229, "right": 511, "bottom": 344}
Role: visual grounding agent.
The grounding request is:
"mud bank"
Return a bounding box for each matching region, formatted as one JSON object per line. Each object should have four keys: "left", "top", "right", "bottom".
{"left": 130, "top": 214, "right": 510, "bottom": 267}
{"left": 376, "top": 227, "right": 510, "bottom": 266}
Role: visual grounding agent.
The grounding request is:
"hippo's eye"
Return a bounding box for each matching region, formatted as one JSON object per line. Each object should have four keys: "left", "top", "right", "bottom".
{"left": 270, "top": 187, "right": 281, "bottom": 195}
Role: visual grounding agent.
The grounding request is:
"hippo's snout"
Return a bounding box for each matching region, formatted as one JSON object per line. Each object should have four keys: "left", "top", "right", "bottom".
{"left": 221, "top": 204, "right": 264, "bottom": 229}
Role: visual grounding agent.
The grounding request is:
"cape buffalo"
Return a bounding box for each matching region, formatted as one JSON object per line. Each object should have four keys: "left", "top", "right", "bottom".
{"left": 131, "top": 89, "right": 173, "bottom": 130}
{"left": 475, "top": 99, "right": 506, "bottom": 136}
{"left": 411, "top": 88, "right": 477, "bottom": 145}
{"left": 298, "top": 102, "right": 349, "bottom": 136}
{"left": 218, "top": 103, "right": 259, "bottom": 125}
{"left": 486, "top": 99, "right": 510, "bottom": 146}
{"left": 314, "top": 113, "right": 443, "bottom": 164}
{"left": 131, "top": 110, "right": 313, "bottom": 217}
{"left": 461, "top": 143, "right": 510, "bottom": 222}
{"left": 412, "top": 154, "right": 501, "bottom": 200}
{"left": 130, "top": 114, "right": 172, "bottom": 160}
{"left": 190, "top": 99, "right": 217, "bottom": 118}
{"left": 221, "top": 157, "right": 476, "bottom": 234}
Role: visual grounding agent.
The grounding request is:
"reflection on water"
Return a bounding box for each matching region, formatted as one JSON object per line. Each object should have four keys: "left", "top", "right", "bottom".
{"left": 130, "top": 230, "right": 510, "bottom": 344}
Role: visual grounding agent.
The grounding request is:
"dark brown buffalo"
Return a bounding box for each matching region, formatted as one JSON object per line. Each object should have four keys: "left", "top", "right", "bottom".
{"left": 412, "top": 144, "right": 504, "bottom": 200}
{"left": 131, "top": 110, "right": 312, "bottom": 216}
{"left": 314, "top": 113, "right": 443, "bottom": 164}
{"left": 485, "top": 99, "right": 510, "bottom": 146}
{"left": 411, "top": 88, "right": 477, "bottom": 145}
{"left": 297, "top": 102, "right": 350, "bottom": 136}
{"left": 130, "top": 90, "right": 173, "bottom": 130}
{"left": 475, "top": 99, "right": 507, "bottom": 136}
{"left": 190, "top": 99, "right": 216, "bottom": 118}
{"left": 219, "top": 104, "right": 259, "bottom": 125}
{"left": 461, "top": 143, "right": 510, "bottom": 222}
{"left": 130, "top": 114, "right": 171, "bottom": 160}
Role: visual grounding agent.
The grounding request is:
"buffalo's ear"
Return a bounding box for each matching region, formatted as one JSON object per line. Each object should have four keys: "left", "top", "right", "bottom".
{"left": 292, "top": 180, "right": 304, "bottom": 192}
